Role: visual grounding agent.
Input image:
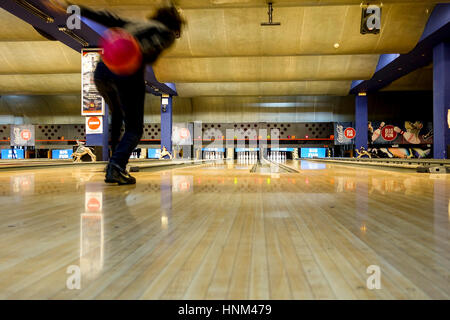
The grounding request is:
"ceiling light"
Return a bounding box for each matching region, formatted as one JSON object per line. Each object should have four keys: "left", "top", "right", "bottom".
{"left": 334, "top": 43, "right": 340, "bottom": 49}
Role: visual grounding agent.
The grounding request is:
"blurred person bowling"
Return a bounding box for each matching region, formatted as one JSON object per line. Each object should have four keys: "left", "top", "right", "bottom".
{"left": 51, "top": 0, "right": 185, "bottom": 184}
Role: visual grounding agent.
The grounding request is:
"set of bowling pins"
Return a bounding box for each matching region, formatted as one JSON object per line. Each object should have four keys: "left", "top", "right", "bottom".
{"left": 204, "top": 152, "right": 224, "bottom": 160}
{"left": 237, "top": 151, "right": 258, "bottom": 164}
{"left": 372, "top": 122, "right": 420, "bottom": 144}
{"left": 268, "top": 151, "right": 286, "bottom": 163}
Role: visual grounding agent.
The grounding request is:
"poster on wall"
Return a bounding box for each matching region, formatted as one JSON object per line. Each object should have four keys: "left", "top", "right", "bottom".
{"left": 86, "top": 116, "right": 103, "bottom": 134}
{"left": 81, "top": 49, "right": 104, "bottom": 116}
{"left": 10, "top": 125, "right": 35, "bottom": 147}
{"left": 334, "top": 122, "right": 355, "bottom": 145}
{"left": 369, "top": 121, "right": 433, "bottom": 145}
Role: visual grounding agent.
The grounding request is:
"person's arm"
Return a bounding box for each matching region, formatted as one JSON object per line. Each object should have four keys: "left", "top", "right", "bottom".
{"left": 138, "top": 23, "right": 176, "bottom": 63}
{"left": 57, "top": 1, "right": 129, "bottom": 28}
{"left": 77, "top": 5, "right": 129, "bottom": 28}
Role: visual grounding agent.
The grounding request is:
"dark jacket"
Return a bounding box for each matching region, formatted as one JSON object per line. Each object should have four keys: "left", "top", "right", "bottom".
{"left": 79, "top": 6, "right": 176, "bottom": 65}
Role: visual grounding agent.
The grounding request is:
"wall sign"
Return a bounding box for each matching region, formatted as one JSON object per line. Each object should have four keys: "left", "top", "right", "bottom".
{"left": 81, "top": 49, "right": 104, "bottom": 116}
{"left": 344, "top": 127, "right": 356, "bottom": 139}
{"left": 52, "top": 149, "right": 73, "bottom": 159}
{"left": 10, "top": 125, "right": 35, "bottom": 147}
{"left": 334, "top": 122, "right": 355, "bottom": 145}
{"left": 86, "top": 116, "right": 103, "bottom": 134}
{"left": 380, "top": 125, "right": 397, "bottom": 141}
{"left": 1, "top": 149, "right": 25, "bottom": 159}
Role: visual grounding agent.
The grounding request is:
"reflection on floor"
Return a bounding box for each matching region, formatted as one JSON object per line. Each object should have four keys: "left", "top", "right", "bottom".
{"left": 0, "top": 161, "right": 448, "bottom": 299}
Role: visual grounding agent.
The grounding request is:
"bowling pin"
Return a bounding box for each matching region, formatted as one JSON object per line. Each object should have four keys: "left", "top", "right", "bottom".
{"left": 393, "top": 127, "right": 420, "bottom": 144}
{"left": 372, "top": 122, "right": 385, "bottom": 142}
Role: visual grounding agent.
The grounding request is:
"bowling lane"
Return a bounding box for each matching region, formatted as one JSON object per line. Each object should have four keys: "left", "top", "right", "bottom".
{"left": 0, "top": 161, "right": 449, "bottom": 299}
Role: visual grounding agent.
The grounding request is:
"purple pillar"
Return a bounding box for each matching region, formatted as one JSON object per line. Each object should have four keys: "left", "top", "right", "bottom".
{"left": 86, "top": 103, "right": 109, "bottom": 161}
{"left": 355, "top": 95, "right": 368, "bottom": 150}
{"left": 433, "top": 41, "right": 450, "bottom": 159}
{"left": 161, "top": 95, "right": 173, "bottom": 153}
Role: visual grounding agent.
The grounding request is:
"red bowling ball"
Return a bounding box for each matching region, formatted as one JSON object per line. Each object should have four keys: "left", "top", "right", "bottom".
{"left": 99, "top": 28, "right": 143, "bottom": 76}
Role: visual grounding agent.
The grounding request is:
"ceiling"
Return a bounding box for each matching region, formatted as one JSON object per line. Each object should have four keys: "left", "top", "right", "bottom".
{"left": 382, "top": 64, "right": 433, "bottom": 91}
{"left": 0, "top": 0, "right": 436, "bottom": 99}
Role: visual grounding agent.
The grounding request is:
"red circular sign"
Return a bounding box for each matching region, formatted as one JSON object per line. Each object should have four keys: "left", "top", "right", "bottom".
{"left": 87, "top": 117, "right": 101, "bottom": 130}
{"left": 344, "top": 127, "right": 356, "bottom": 139}
{"left": 381, "top": 125, "right": 397, "bottom": 141}
{"left": 178, "top": 181, "right": 191, "bottom": 192}
{"left": 87, "top": 198, "right": 101, "bottom": 212}
{"left": 21, "top": 129, "right": 31, "bottom": 141}
{"left": 179, "top": 128, "right": 190, "bottom": 140}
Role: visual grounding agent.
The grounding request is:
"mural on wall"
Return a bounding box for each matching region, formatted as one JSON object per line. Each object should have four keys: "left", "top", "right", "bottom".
{"left": 356, "top": 147, "right": 431, "bottom": 159}
{"left": 368, "top": 121, "right": 433, "bottom": 145}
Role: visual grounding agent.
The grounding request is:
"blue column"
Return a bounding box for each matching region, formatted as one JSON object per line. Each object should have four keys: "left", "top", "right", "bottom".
{"left": 355, "top": 95, "right": 368, "bottom": 150}
{"left": 86, "top": 103, "right": 109, "bottom": 161}
{"left": 433, "top": 41, "right": 450, "bottom": 159}
{"left": 161, "top": 95, "right": 173, "bottom": 153}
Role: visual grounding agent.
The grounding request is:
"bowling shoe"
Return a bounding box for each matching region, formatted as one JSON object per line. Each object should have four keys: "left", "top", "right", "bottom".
{"left": 105, "top": 162, "right": 136, "bottom": 185}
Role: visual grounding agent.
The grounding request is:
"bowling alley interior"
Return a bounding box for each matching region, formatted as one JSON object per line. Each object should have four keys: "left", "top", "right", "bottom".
{"left": 0, "top": 0, "right": 449, "bottom": 301}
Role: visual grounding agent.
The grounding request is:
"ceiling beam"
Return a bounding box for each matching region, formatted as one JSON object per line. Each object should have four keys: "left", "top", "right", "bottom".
{"left": 350, "top": 3, "right": 450, "bottom": 94}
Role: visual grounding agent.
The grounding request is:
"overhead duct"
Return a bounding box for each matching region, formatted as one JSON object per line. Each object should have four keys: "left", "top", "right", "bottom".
{"left": 261, "top": 2, "right": 281, "bottom": 26}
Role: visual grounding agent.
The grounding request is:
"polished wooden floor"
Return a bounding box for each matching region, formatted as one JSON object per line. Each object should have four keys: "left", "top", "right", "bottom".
{"left": 0, "top": 160, "right": 448, "bottom": 299}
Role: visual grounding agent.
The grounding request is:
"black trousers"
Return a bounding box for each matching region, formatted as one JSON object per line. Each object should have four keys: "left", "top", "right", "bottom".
{"left": 94, "top": 61, "right": 146, "bottom": 170}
